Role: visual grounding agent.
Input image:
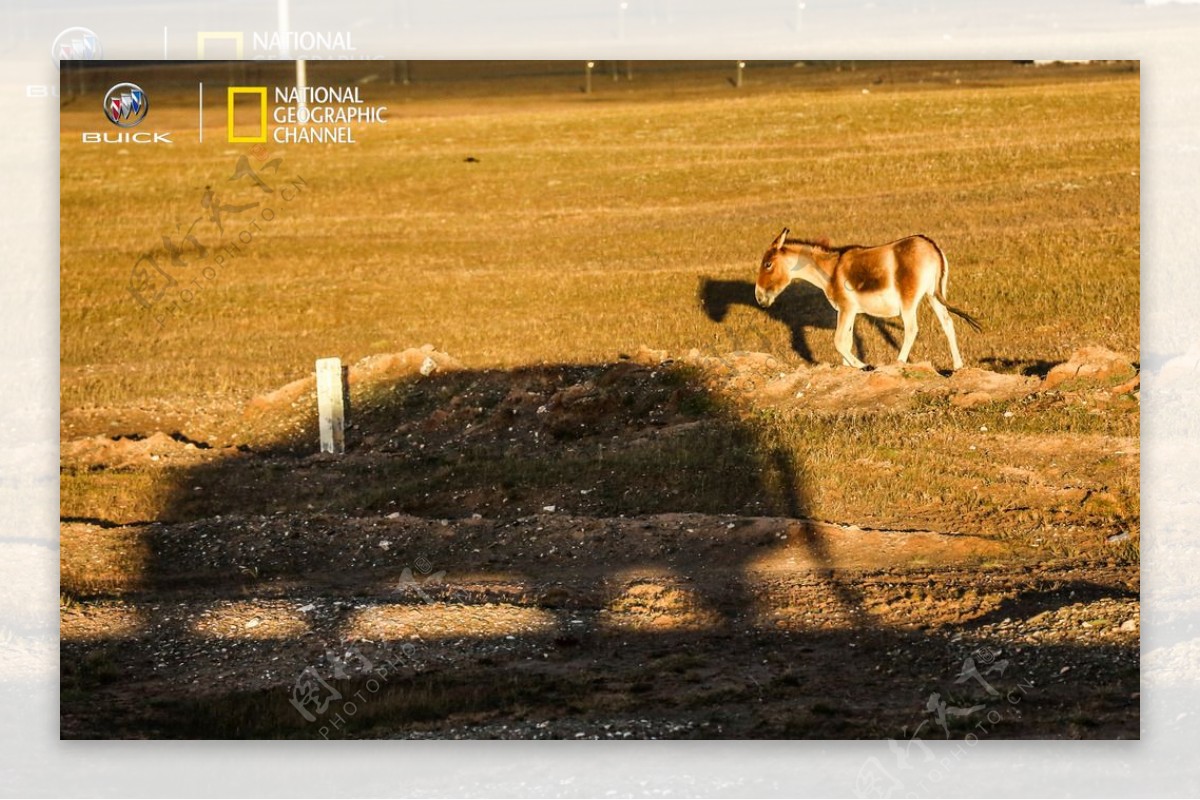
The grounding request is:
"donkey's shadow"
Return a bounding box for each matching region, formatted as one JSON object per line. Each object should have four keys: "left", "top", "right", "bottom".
{"left": 699, "top": 278, "right": 900, "bottom": 363}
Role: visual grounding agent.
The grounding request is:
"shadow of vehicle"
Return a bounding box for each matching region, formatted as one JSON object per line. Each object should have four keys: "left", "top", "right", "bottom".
{"left": 59, "top": 358, "right": 1138, "bottom": 739}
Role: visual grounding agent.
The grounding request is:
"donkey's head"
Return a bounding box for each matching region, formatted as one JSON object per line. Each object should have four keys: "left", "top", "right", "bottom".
{"left": 755, "top": 227, "right": 800, "bottom": 308}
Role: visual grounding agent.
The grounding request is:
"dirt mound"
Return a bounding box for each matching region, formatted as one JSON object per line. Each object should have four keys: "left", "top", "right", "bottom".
{"left": 632, "top": 347, "right": 1043, "bottom": 414}
{"left": 237, "top": 346, "right": 463, "bottom": 444}
{"left": 59, "top": 342, "right": 1138, "bottom": 537}
{"left": 243, "top": 377, "right": 312, "bottom": 418}
{"left": 352, "top": 348, "right": 463, "bottom": 384}
{"left": 61, "top": 431, "right": 225, "bottom": 470}
{"left": 61, "top": 344, "right": 1139, "bottom": 459}
{"left": 245, "top": 346, "right": 463, "bottom": 420}
{"left": 1042, "top": 346, "right": 1137, "bottom": 390}
{"left": 89, "top": 343, "right": 1135, "bottom": 458}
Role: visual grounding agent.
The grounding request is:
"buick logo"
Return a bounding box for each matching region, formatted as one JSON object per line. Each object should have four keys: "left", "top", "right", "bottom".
{"left": 52, "top": 27, "right": 102, "bottom": 64}
{"left": 104, "top": 83, "right": 149, "bottom": 127}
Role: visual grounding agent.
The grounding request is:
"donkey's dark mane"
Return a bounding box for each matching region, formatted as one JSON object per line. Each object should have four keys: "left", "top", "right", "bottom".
{"left": 784, "top": 238, "right": 864, "bottom": 254}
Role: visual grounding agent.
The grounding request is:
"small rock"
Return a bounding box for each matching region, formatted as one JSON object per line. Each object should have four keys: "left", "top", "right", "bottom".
{"left": 543, "top": 505, "right": 557, "bottom": 512}
{"left": 1120, "top": 619, "right": 1138, "bottom": 632}
{"left": 245, "top": 618, "right": 261, "bottom": 629}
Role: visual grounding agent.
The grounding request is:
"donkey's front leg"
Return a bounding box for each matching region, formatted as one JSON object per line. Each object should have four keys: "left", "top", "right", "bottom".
{"left": 835, "top": 310, "right": 867, "bottom": 369}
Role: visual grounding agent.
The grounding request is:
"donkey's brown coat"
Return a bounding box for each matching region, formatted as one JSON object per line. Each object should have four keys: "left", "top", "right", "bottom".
{"left": 755, "top": 228, "right": 980, "bottom": 370}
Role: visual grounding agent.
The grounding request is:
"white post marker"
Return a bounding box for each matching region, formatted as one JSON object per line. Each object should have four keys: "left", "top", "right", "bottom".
{"left": 296, "top": 59, "right": 308, "bottom": 121}
{"left": 316, "top": 357, "right": 346, "bottom": 454}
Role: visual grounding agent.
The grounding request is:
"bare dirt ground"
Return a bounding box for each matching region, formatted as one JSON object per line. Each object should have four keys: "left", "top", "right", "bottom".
{"left": 59, "top": 347, "right": 1139, "bottom": 739}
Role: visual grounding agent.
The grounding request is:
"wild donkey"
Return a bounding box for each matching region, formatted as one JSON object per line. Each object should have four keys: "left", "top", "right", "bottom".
{"left": 755, "top": 228, "right": 981, "bottom": 370}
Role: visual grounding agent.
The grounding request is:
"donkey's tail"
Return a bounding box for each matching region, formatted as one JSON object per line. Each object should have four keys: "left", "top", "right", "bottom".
{"left": 923, "top": 234, "right": 983, "bottom": 333}
{"left": 943, "top": 302, "right": 983, "bottom": 333}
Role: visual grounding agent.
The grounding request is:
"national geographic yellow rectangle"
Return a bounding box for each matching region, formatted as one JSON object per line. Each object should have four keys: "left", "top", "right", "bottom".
{"left": 227, "top": 86, "right": 267, "bottom": 143}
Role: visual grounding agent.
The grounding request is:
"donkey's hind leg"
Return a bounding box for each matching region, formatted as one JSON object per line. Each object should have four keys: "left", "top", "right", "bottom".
{"left": 897, "top": 303, "right": 920, "bottom": 364}
{"left": 928, "top": 295, "right": 964, "bottom": 370}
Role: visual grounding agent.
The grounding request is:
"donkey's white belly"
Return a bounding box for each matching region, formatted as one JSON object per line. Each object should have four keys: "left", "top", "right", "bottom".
{"left": 850, "top": 287, "right": 902, "bottom": 318}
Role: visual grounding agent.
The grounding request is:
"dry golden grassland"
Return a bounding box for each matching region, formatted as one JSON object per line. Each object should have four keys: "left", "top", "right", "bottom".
{"left": 60, "top": 61, "right": 1139, "bottom": 549}
{"left": 61, "top": 61, "right": 1138, "bottom": 410}
{"left": 59, "top": 62, "right": 1141, "bottom": 739}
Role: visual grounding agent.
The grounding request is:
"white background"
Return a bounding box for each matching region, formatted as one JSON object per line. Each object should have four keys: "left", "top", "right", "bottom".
{"left": 3, "top": 1, "right": 1197, "bottom": 796}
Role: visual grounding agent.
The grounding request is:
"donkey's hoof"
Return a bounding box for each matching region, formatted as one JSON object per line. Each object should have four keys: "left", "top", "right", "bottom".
{"left": 860, "top": 364, "right": 876, "bottom": 372}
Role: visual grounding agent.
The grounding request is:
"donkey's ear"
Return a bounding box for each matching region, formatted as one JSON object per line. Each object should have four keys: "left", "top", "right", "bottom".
{"left": 774, "top": 227, "right": 790, "bottom": 247}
